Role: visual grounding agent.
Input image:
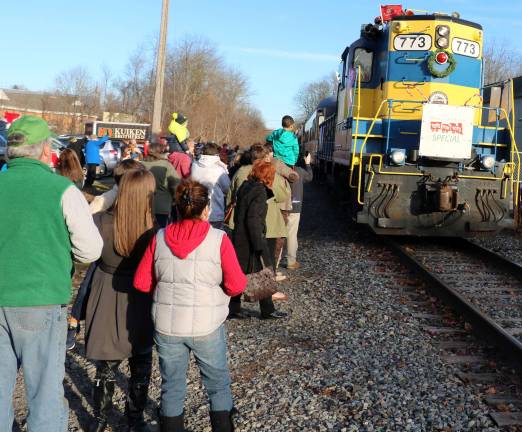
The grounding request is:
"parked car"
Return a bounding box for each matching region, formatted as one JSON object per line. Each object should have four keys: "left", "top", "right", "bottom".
{"left": 58, "top": 135, "right": 121, "bottom": 177}
{"left": 96, "top": 140, "right": 121, "bottom": 176}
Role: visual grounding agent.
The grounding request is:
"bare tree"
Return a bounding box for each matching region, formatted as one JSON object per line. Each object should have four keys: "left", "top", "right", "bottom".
{"left": 50, "top": 36, "right": 266, "bottom": 144}
{"left": 483, "top": 40, "right": 522, "bottom": 84}
{"left": 294, "top": 73, "right": 337, "bottom": 121}
{"left": 54, "top": 66, "right": 94, "bottom": 104}
{"left": 53, "top": 66, "right": 98, "bottom": 132}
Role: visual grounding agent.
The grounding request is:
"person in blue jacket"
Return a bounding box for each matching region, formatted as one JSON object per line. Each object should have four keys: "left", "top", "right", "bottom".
{"left": 266, "top": 115, "right": 299, "bottom": 167}
{"left": 84, "top": 134, "right": 109, "bottom": 187}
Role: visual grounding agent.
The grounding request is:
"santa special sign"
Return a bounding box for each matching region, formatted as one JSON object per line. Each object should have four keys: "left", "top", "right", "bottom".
{"left": 419, "top": 104, "right": 475, "bottom": 160}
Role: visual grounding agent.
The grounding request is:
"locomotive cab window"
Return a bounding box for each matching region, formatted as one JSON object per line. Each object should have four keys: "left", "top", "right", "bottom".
{"left": 353, "top": 48, "right": 373, "bottom": 83}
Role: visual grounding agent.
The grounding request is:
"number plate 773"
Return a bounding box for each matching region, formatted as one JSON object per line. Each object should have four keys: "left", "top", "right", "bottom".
{"left": 393, "top": 34, "right": 432, "bottom": 51}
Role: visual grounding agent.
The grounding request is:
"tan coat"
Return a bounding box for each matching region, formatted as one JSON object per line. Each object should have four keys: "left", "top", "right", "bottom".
{"left": 265, "top": 175, "right": 290, "bottom": 238}
{"left": 226, "top": 164, "right": 290, "bottom": 238}
{"left": 272, "top": 158, "right": 298, "bottom": 211}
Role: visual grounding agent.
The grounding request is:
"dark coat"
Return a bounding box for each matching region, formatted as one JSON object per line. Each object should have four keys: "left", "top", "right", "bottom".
{"left": 166, "top": 135, "right": 188, "bottom": 153}
{"left": 68, "top": 138, "right": 86, "bottom": 167}
{"left": 232, "top": 179, "right": 273, "bottom": 274}
{"left": 85, "top": 212, "right": 154, "bottom": 360}
{"left": 290, "top": 164, "right": 313, "bottom": 213}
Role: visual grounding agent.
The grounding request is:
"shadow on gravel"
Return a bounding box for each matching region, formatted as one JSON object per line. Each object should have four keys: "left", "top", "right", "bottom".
{"left": 300, "top": 182, "right": 372, "bottom": 245}
{"left": 65, "top": 344, "right": 95, "bottom": 430}
{"left": 64, "top": 341, "right": 160, "bottom": 430}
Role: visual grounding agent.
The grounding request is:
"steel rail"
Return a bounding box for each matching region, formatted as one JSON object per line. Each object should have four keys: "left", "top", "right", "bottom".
{"left": 386, "top": 238, "right": 522, "bottom": 373}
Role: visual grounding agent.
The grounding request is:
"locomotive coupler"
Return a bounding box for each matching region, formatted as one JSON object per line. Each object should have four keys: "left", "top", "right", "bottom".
{"left": 419, "top": 180, "right": 460, "bottom": 213}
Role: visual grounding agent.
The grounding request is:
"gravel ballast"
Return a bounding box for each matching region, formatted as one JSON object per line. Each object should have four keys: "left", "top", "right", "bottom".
{"left": 12, "top": 183, "right": 502, "bottom": 431}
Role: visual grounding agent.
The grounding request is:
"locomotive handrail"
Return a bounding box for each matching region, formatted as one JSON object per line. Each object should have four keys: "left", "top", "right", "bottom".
{"left": 355, "top": 98, "right": 426, "bottom": 204}
{"left": 509, "top": 80, "right": 519, "bottom": 220}
{"left": 349, "top": 66, "right": 363, "bottom": 188}
{"left": 470, "top": 100, "right": 521, "bottom": 209}
{"left": 354, "top": 99, "right": 521, "bottom": 207}
{"left": 501, "top": 107, "right": 521, "bottom": 214}
{"left": 366, "top": 154, "right": 424, "bottom": 192}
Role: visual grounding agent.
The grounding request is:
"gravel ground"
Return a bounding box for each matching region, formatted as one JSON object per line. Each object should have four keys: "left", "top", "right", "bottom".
{"left": 12, "top": 182, "right": 502, "bottom": 431}
{"left": 473, "top": 229, "right": 522, "bottom": 266}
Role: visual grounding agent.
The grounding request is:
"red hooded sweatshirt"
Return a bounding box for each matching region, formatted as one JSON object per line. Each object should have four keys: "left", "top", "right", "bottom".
{"left": 134, "top": 219, "right": 246, "bottom": 297}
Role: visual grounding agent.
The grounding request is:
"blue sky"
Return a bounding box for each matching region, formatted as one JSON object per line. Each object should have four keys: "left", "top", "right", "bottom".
{"left": 2, "top": 1, "right": 521, "bottom": 128}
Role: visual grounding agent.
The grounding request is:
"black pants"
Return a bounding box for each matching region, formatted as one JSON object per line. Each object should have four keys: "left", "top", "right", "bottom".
{"left": 85, "top": 163, "right": 97, "bottom": 187}
{"left": 229, "top": 294, "right": 275, "bottom": 317}
{"left": 230, "top": 239, "right": 277, "bottom": 317}
{"left": 92, "top": 351, "right": 153, "bottom": 422}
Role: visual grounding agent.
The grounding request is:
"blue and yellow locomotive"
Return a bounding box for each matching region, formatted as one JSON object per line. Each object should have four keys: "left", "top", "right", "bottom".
{"left": 303, "top": 6, "right": 519, "bottom": 236}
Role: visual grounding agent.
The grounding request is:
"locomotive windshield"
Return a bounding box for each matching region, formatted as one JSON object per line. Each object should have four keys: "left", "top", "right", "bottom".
{"left": 353, "top": 48, "right": 373, "bottom": 82}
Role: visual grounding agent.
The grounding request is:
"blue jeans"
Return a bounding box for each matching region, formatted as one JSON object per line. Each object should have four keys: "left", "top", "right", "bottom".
{"left": 0, "top": 305, "right": 68, "bottom": 432}
{"left": 154, "top": 325, "right": 233, "bottom": 417}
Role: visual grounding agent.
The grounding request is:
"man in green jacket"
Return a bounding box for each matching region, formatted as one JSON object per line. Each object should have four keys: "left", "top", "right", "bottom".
{"left": 0, "top": 116, "right": 103, "bottom": 431}
{"left": 142, "top": 142, "right": 181, "bottom": 227}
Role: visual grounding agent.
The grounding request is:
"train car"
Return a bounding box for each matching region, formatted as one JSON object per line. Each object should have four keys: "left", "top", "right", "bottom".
{"left": 302, "top": 5, "right": 520, "bottom": 236}
{"left": 301, "top": 96, "right": 336, "bottom": 164}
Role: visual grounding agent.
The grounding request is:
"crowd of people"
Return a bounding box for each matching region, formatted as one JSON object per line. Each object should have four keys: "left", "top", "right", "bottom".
{"left": 0, "top": 113, "right": 312, "bottom": 432}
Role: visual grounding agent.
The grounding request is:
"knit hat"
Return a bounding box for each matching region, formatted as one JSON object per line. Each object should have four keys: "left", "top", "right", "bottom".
{"left": 172, "top": 112, "right": 187, "bottom": 125}
{"left": 7, "top": 115, "right": 55, "bottom": 147}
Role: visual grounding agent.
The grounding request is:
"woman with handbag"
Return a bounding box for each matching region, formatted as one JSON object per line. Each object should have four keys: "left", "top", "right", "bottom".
{"left": 134, "top": 180, "right": 246, "bottom": 432}
{"left": 230, "top": 159, "right": 288, "bottom": 320}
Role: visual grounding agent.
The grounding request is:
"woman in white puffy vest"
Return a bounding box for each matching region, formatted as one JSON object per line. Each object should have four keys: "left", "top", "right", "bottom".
{"left": 134, "top": 180, "right": 246, "bottom": 432}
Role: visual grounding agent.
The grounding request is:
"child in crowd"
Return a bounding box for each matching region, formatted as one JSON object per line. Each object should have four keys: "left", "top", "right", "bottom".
{"left": 134, "top": 180, "right": 246, "bottom": 432}
{"left": 266, "top": 115, "right": 299, "bottom": 167}
{"left": 123, "top": 139, "right": 143, "bottom": 161}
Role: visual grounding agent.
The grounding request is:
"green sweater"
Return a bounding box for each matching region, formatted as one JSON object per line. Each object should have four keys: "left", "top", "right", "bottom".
{"left": 0, "top": 158, "right": 74, "bottom": 306}
{"left": 142, "top": 158, "right": 180, "bottom": 215}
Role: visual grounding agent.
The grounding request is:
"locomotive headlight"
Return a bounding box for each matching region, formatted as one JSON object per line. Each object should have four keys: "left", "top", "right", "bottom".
{"left": 390, "top": 149, "right": 406, "bottom": 165}
{"left": 481, "top": 155, "right": 495, "bottom": 170}
{"left": 436, "top": 25, "right": 450, "bottom": 48}
{"left": 436, "top": 37, "right": 449, "bottom": 49}
{"left": 437, "top": 25, "right": 450, "bottom": 37}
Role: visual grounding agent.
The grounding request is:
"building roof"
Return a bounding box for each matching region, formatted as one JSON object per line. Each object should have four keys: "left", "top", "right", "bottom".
{"left": 0, "top": 88, "right": 88, "bottom": 115}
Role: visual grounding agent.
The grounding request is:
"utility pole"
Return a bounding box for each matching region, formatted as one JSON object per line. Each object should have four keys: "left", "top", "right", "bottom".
{"left": 152, "top": 0, "right": 169, "bottom": 141}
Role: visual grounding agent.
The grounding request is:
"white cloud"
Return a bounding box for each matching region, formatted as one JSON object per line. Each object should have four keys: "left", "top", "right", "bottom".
{"left": 225, "top": 46, "right": 339, "bottom": 62}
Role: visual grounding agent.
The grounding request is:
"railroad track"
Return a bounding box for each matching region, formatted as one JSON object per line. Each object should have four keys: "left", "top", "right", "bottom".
{"left": 386, "top": 237, "right": 522, "bottom": 428}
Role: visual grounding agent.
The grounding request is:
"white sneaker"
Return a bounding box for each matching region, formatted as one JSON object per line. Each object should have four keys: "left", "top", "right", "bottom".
{"left": 275, "top": 272, "right": 287, "bottom": 282}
